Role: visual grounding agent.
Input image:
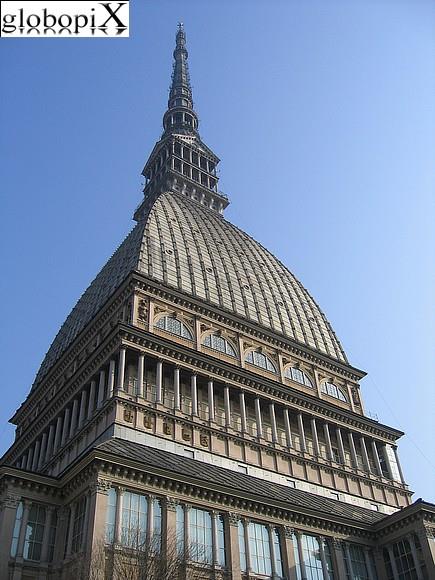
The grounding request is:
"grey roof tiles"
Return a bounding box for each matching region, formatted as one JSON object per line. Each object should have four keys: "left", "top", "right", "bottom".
{"left": 34, "top": 191, "right": 346, "bottom": 387}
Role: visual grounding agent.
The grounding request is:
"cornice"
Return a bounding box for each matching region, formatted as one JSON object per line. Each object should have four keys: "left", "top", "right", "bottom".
{"left": 114, "top": 400, "right": 410, "bottom": 499}
{"left": 91, "top": 450, "right": 377, "bottom": 539}
{"left": 10, "top": 278, "right": 135, "bottom": 424}
{"left": 119, "top": 324, "right": 403, "bottom": 441}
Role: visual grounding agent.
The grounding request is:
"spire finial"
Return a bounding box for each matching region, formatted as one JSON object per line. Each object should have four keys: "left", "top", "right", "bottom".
{"left": 162, "top": 23, "right": 198, "bottom": 136}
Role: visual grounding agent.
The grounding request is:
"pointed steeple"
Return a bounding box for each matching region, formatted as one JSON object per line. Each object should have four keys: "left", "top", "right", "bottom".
{"left": 135, "top": 24, "right": 229, "bottom": 221}
{"left": 163, "top": 23, "right": 199, "bottom": 136}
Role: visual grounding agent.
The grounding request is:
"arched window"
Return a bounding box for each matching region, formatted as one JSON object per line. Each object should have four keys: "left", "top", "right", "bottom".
{"left": 284, "top": 366, "right": 314, "bottom": 388}
{"left": 203, "top": 333, "right": 236, "bottom": 357}
{"left": 155, "top": 315, "right": 193, "bottom": 340}
{"left": 245, "top": 351, "right": 277, "bottom": 373}
{"left": 321, "top": 381, "right": 347, "bottom": 402}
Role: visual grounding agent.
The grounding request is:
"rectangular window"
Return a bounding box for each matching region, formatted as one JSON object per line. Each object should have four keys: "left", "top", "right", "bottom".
{"left": 343, "top": 543, "right": 376, "bottom": 580}
{"left": 121, "top": 491, "right": 148, "bottom": 548}
{"left": 105, "top": 488, "right": 117, "bottom": 543}
{"left": 217, "top": 515, "right": 226, "bottom": 567}
{"left": 298, "top": 533, "right": 335, "bottom": 580}
{"left": 176, "top": 504, "right": 185, "bottom": 555}
{"left": 188, "top": 507, "right": 213, "bottom": 563}
{"left": 71, "top": 496, "right": 87, "bottom": 554}
{"left": 24, "top": 504, "right": 46, "bottom": 561}
{"left": 248, "top": 522, "right": 272, "bottom": 576}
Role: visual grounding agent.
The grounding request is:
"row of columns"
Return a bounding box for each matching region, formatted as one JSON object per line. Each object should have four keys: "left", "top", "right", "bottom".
{"left": 17, "top": 347, "right": 403, "bottom": 485}
{"left": 20, "top": 355, "right": 121, "bottom": 472}
{"left": 135, "top": 355, "right": 403, "bottom": 483}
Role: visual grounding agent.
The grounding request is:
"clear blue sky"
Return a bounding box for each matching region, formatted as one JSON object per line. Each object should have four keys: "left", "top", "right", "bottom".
{"left": 1, "top": 0, "right": 434, "bottom": 501}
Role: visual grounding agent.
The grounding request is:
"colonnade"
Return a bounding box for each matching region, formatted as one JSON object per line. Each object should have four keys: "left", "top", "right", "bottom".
{"left": 18, "top": 347, "right": 405, "bottom": 486}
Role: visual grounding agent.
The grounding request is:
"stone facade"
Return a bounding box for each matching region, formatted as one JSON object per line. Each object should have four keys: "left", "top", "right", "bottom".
{"left": 1, "top": 24, "right": 434, "bottom": 580}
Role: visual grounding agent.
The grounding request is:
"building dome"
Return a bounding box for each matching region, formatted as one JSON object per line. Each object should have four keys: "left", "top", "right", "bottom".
{"left": 35, "top": 190, "right": 346, "bottom": 388}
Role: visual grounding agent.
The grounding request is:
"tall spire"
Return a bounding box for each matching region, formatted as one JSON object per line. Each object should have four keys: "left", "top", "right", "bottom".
{"left": 163, "top": 23, "right": 199, "bottom": 136}
{"left": 136, "top": 24, "right": 229, "bottom": 221}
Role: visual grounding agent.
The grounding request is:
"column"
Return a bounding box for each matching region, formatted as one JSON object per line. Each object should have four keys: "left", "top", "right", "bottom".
{"left": 53, "top": 415, "right": 63, "bottom": 453}
{"left": 295, "top": 532, "right": 308, "bottom": 579}
{"left": 224, "top": 385, "right": 231, "bottom": 427}
{"left": 240, "top": 391, "right": 247, "bottom": 433}
{"left": 147, "top": 495, "right": 154, "bottom": 540}
{"left": 45, "top": 423, "right": 55, "bottom": 462}
{"left": 319, "top": 537, "right": 331, "bottom": 578}
{"left": 254, "top": 397, "right": 263, "bottom": 438}
{"left": 211, "top": 511, "right": 219, "bottom": 565}
{"left": 117, "top": 347, "right": 126, "bottom": 392}
{"left": 408, "top": 534, "right": 424, "bottom": 580}
{"left": 310, "top": 418, "right": 320, "bottom": 456}
{"left": 371, "top": 440, "right": 383, "bottom": 476}
{"left": 190, "top": 374, "right": 198, "bottom": 416}
{"left": 69, "top": 399, "right": 79, "bottom": 438}
{"left": 383, "top": 445, "right": 396, "bottom": 480}
{"left": 336, "top": 427, "right": 346, "bottom": 464}
{"left": 323, "top": 423, "right": 333, "bottom": 460}
{"left": 84, "top": 480, "right": 111, "bottom": 571}
{"left": 283, "top": 409, "right": 293, "bottom": 448}
{"left": 78, "top": 389, "right": 87, "bottom": 428}
{"left": 282, "top": 527, "right": 299, "bottom": 580}
{"left": 394, "top": 447, "right": 406, "bottom": 484}
{"left": 163, "top": 498, "right": 178, "bottom": 561}
{"left": 268, "top": 525, "right": 278, "bottom": 577}
{"left": 25, "top": 447, "right": 34, "bottom": 470}
{"left": 137, "top": 353, "right": 145, "bottom": 398}
{"left": 114, "top": 487, "right": 124, "bottom": 544}
{"left": 65, "top": 502, "right": 76, "bottom": 557}
{"left": 15, "top": 500, "right": 31, "bottom": 558}
{"left": 228, "top": 514, "right": 242, "bottom": 580}
{"left": 297, "top": 413, "right": 307, "bottom": 452}
{"left": 87, "top": 380, "right": 96, "bottom": 420}
{"left": 0, "top": 494, "right": 21, "bottom": 579}
{"left": 61, "top": 407, "right": 70, "bottom": 446}
{"left": 360, "top": 436, "right": 371, "bottom": 473}
{"left": 156, "top": 359, "right": 163, "bottom": 403}
{"left": 270, "top": 403, "right": 278, "bottom": 443}
{"left": 32, "top": 439, "right": 41, "bottom": 471}
{"left": 97, "top": 370, "right": 106, "bottom": 408}
{"left": 348, "top": 432, "right": 358, "bottom": 468}
{"left": 38, "top": 432, "right": 48, "bottom": 469}
{"left": 40, "top": 506, "right": 55, "bottom": 562}
{"left": 208, "top": 379, "right": 215, "bottom": 421}
{"left": 174, "top": 367, "right": 180, "bottom": 410}
{"left": 107, "top": 359, "right": 116, "bottom": 399}
{"left": 81, "top": 494, "right": 90, "bottom": 551}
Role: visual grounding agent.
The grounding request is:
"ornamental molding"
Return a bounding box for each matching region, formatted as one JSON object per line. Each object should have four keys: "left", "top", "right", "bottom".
{"left": 14, "top": 280, "right": 135, "bottom": 422}
{"left": 93, "top": 457, "right": 375, "bottom": 540}
{"left": 6, "top": 331, "right": 121, "bottom": 464}
{"left": 117, "top": 326, "right": 403, "bottom": 444}
{"left": 132, "top": 275, "right": 364, "bottom": 382}
{"left": 111, "top": 398, "right": 406, "bottom": 500}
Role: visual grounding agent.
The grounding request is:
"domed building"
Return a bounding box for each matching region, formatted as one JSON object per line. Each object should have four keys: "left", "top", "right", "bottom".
{"left": 0, "top": 24, "right": 434, "bottom": 580}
